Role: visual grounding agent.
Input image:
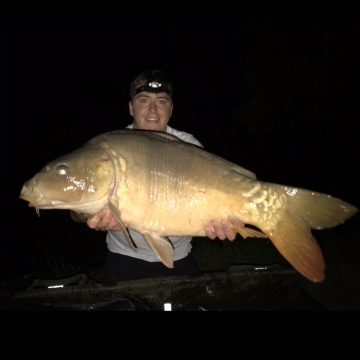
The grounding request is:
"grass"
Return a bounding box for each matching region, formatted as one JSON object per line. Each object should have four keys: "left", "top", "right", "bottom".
{"left": 43, "top": 246, "right": 77, "bottom": 279}
{"left": 0, "top": 246, "right": 106, "bottom": 292}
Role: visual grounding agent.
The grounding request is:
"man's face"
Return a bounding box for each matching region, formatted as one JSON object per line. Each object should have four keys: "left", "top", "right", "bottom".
{"left": 129, "top": 90, "right": 173, "bottom": 132}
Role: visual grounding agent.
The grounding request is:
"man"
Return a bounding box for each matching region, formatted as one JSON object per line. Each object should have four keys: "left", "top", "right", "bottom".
{"left": 72, "top": 70, "right": 244, "bottom": 283}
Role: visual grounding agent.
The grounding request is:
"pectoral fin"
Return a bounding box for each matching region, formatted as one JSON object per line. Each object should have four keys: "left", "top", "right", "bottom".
{"left": 108, "top": 200, "right": 137, "bottom": 252}
{"left": 142, "top": 232, "right": 175, "bottom": 268}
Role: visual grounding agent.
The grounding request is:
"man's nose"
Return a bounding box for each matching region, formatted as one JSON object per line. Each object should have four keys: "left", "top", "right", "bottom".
{"left": 148, "top": 100, "right": 158, "bottom": 112}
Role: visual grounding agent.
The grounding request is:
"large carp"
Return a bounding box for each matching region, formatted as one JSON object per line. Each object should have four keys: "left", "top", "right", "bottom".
{"left": 19, "top": 129, "right": 358, "bottom": 283}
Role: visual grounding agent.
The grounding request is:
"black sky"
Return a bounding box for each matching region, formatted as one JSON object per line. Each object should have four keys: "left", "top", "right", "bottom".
{"left": 9, "top": 18, "right": 360, "bottom": 274}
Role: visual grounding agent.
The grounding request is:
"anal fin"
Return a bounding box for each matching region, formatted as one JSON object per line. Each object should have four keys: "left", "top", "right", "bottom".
{"left": 231, "top": 224, "right": 268, "bottom": 240}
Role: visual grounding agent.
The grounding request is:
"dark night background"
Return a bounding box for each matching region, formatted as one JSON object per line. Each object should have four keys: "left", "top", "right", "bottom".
{"left": 8, "top": 18, "right": 360, "bottom": 281}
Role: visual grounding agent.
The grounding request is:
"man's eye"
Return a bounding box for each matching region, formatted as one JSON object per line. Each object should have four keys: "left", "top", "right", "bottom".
{"left": 140, "top": 98, "right": 147, "bottom": 103}
{"left": 158, "top": 100, "right": 166, "bottom": 105}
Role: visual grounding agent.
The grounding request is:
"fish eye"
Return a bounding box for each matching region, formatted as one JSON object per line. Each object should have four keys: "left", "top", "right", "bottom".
{"left": 56, "top": 164, "right": 69, "bottom": 175}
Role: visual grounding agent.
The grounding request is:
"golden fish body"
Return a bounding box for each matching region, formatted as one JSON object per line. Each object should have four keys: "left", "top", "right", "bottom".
{"left": 20, "top": 129, "right": 358, "bottom": 282}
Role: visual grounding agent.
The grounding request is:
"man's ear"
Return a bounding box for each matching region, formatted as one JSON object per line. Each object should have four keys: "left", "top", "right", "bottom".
{"left": 129, "top": 101, "right": 133, "bottom": 116}
{"left": 170, "top": 103, "right": 173, "bottom": 117}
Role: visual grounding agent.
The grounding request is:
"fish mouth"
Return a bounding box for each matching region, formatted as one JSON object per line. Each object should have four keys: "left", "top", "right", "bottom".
{"left": 19, "top": 184, "right": 43, "bottom": 203}
{"left": 19, "top": 182, "right": 44, "bottom": 215}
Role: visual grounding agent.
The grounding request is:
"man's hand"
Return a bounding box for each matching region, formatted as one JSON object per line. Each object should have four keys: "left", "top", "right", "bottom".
{"left": 204, "top": 216, "right": 244, "bottom": 241}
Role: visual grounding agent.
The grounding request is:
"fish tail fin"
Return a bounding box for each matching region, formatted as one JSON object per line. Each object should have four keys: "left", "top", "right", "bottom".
{"left": 283, "top": 187, "right": 358, "bottom": 229}
{"left": 261, "top": 187, "right": 358, "bottom": 282}
{"left": 262, "top": 212, "right": 325, "bottom": 282}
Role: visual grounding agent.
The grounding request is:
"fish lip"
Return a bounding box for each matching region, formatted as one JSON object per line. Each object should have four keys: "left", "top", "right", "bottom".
{"left": 19, "top": 194, "right": 34, "bottom": 202}
{"left": 19, "top": 184, "right": 45, "bottom": 207}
